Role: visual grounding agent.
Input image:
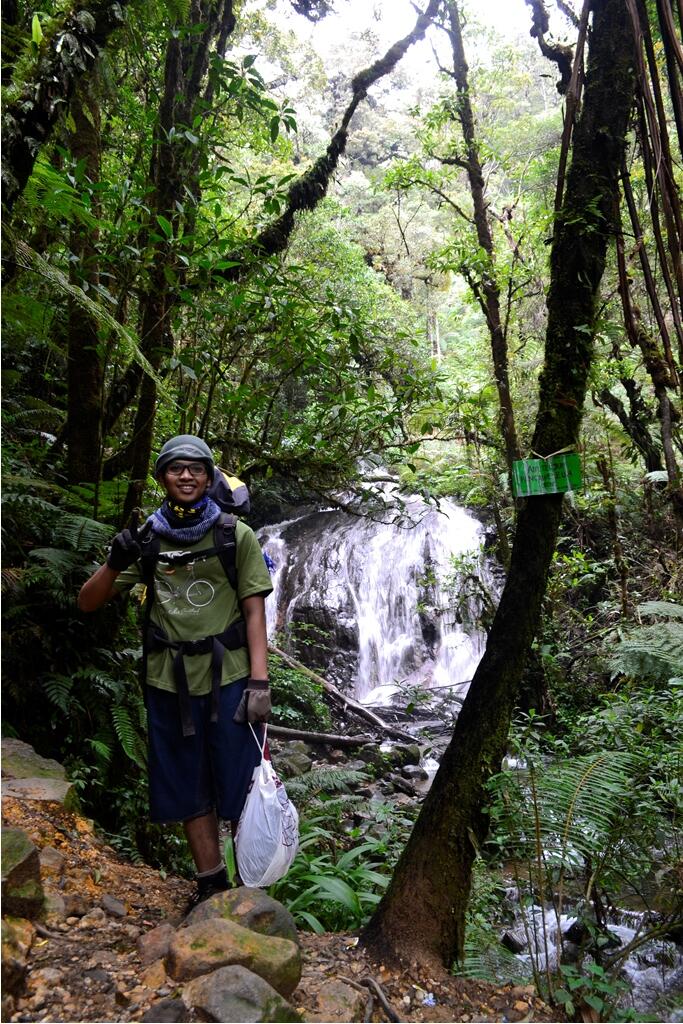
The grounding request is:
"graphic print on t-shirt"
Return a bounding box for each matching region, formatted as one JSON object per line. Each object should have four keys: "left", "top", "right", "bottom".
{"left": 156, "top": 563, "right": 216, "bottom": 614}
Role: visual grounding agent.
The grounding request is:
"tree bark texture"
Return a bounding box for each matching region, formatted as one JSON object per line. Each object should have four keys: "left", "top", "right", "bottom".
{"left": 2, "top": 0, "right": 129, "bottom": 214}
{"left": 362, "top": 0, "right": 635, "bottom": 971}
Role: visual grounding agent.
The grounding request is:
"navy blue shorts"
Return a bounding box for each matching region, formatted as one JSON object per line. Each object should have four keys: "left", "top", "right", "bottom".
{"left": 146, "top": 679, "right": 263, "bottom": 824}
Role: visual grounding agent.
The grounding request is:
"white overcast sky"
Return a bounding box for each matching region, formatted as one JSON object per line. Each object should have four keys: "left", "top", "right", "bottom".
{"left": 290, "top": 0, "right": 539, "bottom": 52}
{"left": 274, "top": 0, "right": 564, "bottom": 96}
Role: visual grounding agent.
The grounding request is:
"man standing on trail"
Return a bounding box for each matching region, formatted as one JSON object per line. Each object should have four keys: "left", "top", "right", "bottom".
{"left": 78, "top": 435, "right": 273, "bottom": 908}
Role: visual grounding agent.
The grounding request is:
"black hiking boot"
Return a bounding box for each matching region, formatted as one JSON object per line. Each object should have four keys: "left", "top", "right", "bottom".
{"left": 183, "top": 866, "right": 230, "bottom": 917}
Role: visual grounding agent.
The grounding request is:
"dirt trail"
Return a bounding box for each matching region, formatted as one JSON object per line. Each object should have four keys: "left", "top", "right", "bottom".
{"left": 2, "top": 797, "right": 560, "bottom": 1023}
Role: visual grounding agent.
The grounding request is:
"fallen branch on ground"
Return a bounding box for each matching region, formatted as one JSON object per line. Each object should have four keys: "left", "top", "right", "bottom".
{"left": 269, "top": 644, "right": 415, "bottom": 743}
{"left": 267, "top": 723, "right": 372, "bottom": 746}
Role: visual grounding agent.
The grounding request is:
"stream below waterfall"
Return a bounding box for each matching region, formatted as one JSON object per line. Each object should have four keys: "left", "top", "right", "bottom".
{"left": 259, "top": 492, "right": 489, "bottom": 704}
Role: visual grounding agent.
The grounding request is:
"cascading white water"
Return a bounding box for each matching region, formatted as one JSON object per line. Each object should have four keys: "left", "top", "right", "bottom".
{"left": 258, "top": 494, "right": 489, "bottom": 704}
{"left": 515, "top": 904, "right": 683, "bottom": 1013}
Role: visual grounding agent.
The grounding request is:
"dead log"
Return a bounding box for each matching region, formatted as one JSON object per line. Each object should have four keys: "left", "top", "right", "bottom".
{"left": 267, "top": 723, "right": 372, "bottom": 746}
{"left": 268, "top": 644, "right": 415, "bottom": 743}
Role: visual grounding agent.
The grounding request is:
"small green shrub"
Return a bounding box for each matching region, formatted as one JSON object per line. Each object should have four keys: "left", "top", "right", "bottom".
{"left": 270, "top": 656, "right": 331, "bottom": 731}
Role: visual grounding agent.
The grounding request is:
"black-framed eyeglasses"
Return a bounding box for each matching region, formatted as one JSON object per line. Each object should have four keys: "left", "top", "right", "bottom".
{"left": 165, "top": 461, "right": 208, "bottom": 477}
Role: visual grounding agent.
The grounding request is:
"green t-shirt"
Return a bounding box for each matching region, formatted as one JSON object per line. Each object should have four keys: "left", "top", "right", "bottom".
{"left": 114, "top": 520, "right": 273, "bottom": 695}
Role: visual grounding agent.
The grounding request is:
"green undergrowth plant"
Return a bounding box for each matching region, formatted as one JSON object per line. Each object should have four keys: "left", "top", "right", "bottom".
{"left": 267, "top": 817, "right": 391, "bottom": 932}
{"left": 606, "top": 602, "right": 683, "bottom": 684}
{"left": 269, "top": 655, "right": 331, "bottom": 731}
{"left": 552, "top": 962, "right": 640, "bottom": 1022}
{"left": 268, "top": 766, "right": 417, "bottom": 932}
{"left": 460, "top": 857, "right": 528, "bottom": 984}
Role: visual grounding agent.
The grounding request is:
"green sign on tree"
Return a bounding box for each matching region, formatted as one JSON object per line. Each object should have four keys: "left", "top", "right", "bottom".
{"left": 512, "top": 453, "right": 582, "bottom": 498}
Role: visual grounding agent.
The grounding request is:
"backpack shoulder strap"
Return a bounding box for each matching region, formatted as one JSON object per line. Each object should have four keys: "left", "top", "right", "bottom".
{"left": 213, "top": 512, "right": 238, "bottom": 591}
{"left": 138, "top": 528, "right": 161, "bottom": 622}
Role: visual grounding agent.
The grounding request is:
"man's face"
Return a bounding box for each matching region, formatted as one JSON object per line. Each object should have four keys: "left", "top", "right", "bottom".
{"left": 161, "top": 460, "right": 210, "bottom": 504}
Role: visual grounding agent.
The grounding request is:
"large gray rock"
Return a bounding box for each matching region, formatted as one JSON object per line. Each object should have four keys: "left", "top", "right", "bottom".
{"left": 1, "top": 828, "right": 43, "bottom": 918}
{"left": 166, "top": 918, "right": 301, "bottom": 997}
{"left": 275, "top": 743, "right": 313, "bottom": 779}
{"left": 182, "top": 964, "right": 300, "bottom": 1022}
{"left": 2, "top": 776, "right": 76, "bottom": 807}
{"left": 184, "top": 888, "right": 298, "bottom": 945}
{"left": 1, "top": 738, "right": 78, "bottom": 810}
{"left": 1, "top": 738, "right": 65, "bottom": 780}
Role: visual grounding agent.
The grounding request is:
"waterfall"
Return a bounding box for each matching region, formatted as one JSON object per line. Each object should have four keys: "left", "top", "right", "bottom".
{"left": 258, "top": 494, "right": 489, "bottom": 704}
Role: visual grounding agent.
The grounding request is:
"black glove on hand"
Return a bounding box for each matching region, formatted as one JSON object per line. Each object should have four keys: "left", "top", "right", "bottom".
{"left": 233, "top": 679, "right": 271, "bottom": 724}
{"left": 106, "top": 513, "right": 143, "bottom": 572}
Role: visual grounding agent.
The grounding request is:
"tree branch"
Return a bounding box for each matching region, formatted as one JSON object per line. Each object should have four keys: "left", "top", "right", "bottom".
{"left": 213, "top": 0, "right": 442, "bottom": 281}
{"left": 2, "top": 0, "right": 130, "bottom": 213}
{"left": 524, "top": 0, "right": 576, "bottom": 94}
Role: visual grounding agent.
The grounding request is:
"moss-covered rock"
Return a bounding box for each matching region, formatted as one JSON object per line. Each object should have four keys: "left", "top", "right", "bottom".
{"left": 1, "top": 916, "right": 35, "bottom": 995}
{"left": 167, "top": 917, "right": 301, "bottom": 996}
{"left": 184, "top": 887, "right": 298, "bottom": 945}
{"left": 182, "top": 964, "right": 301, "bottom": 1022}
{"left": 1, "top": 829, "right": 44, "bottom": 919}
{"left": 1, "top": 738, "right": 79, "bottom": 810}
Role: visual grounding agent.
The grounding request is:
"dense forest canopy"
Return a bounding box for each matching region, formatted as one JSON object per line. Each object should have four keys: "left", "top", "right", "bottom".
{"left": 2, "top": 0, "right": 682, "bottom": 1018}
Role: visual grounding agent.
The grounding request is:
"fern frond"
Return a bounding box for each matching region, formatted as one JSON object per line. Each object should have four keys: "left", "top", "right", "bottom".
{"left": 0, "top": 475, "right": 66, "bottom": 495}
{"left": 53, "top": 515, "right": 111, "bottom": 551}
{"left": 608, "top": 623, "right": 683, "bottom": 683}
{"left": 43, "top": 674, "right": 76, "bottom": 714}
{"left": 22, "top": 157, "right": 99, "bottom": 228}
{"left": 111, "top": 705, "right": 147, "bottom": 769}
{"left": 460, "top": 936, "right": 529, "bottom": 985}
{"left": 163, "top": 0, "right": 191, "bottom": 24}
{"left": 10, "top": 237, "right": 175, "bottom": 405}
{"left": 1, "top": 492, "right": 61, "bottom": 514}
{"left": 1, "top": 567, "right": 25, "bottom": 594}
{"left": 73, "top": 667, "right": 125, "bottom": 699}
{"left": 87, "top": 738, "right": 114, "bottom": 763}
{"left": 284, "top": 767, "right": 369, "bottom": 799}
{"left": 28, "top": 547, "right": 83, "bottom": 575}
{"left": 637, "top": 601, "right": 683, "bottom": 621}
{"left": 493, "top": 751, "right": 642, "bottom": 869}
{"left": 5, "top": 398, "right": 64, "bottom": 429}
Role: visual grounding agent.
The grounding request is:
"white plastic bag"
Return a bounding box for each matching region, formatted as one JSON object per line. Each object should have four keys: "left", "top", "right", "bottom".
{"left": 234, "top": 725, "right": 299, "bottom": 888}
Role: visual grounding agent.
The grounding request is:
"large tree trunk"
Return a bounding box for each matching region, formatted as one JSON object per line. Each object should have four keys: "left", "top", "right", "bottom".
{"left": 120, "top": 0, "right": 235, "bottom": 521}
{"left": 362, "top": 0, "right": 636, "bottom": 971}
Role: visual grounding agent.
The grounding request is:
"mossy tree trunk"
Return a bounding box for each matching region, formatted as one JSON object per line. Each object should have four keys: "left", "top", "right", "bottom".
{"left": 1, "top": 0, "right": 128, "bottom": 214}
{"left": 120, "top": 0, "right": 235, "bottom": 522}
{"left": 362, "top": 0, "right": 636, "bottom": 971}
